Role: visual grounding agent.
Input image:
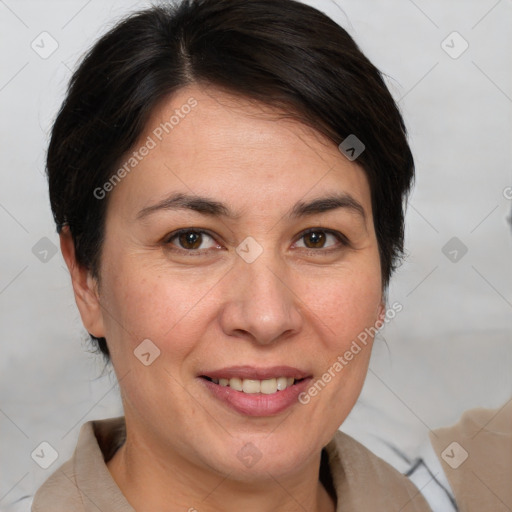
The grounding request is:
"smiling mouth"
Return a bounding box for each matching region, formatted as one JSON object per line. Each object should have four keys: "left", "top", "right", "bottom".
{"left": 200, "top": 376, "right": 306, "bottom": 394}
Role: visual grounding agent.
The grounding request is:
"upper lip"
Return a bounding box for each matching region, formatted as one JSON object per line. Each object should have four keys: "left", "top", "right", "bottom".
{"left": 200, "top": 365, "right": 311, "bottom": 381}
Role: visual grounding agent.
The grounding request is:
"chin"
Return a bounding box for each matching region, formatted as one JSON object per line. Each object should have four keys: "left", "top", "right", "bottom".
{"left": 199, "top": 429, "right": 322, "bottom": 481}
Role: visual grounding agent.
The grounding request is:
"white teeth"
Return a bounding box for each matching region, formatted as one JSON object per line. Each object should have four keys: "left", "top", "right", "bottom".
{"left": 260, "top": 378, "right": 277, "bottom": 394}
{"left": 208, "top": 376, "right": 296, "bottom": 394}
{"left": 229, "top": 377, "right": 243, "bottom": 391}
{"left": 242, "top": 379, "right": 261, "bottom": 393}
{"left": 276, "top": 377, "right": 288, "bottom": 391}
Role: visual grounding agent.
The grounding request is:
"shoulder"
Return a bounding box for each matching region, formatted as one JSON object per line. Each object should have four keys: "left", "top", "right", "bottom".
{"left": 31, "top": 417, "right": 130, "bottom": 512}
{"left": 429, "top": 400, "right": 512, "bottom": 512}
{"left": 31, "top": 457, "right": 84, "bottom": 511}
{"left": 325, "top": 430, "right": 432, "bottom": 511}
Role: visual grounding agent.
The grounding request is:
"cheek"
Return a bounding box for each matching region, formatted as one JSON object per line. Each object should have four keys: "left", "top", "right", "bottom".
{"left": 291, "top": 265, "right": 382, "bottom": 443}
{"left": 300, "top": 262, "right": 381, "bottom": 386}
{"left": 99, "top": 254, "right": 223, "bottom": 363}
{"left": 305, "top": 265, "right": 382, "bottom": 342}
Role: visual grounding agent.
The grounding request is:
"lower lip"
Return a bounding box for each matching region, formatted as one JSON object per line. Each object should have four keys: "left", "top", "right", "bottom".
{"left": 200, "top": 378, "right": 312, "bottom": 417}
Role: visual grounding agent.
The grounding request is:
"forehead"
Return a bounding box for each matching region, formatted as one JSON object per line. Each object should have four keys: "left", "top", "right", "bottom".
{"left": 107, "top": 83, "right": 372, "bottom": 218}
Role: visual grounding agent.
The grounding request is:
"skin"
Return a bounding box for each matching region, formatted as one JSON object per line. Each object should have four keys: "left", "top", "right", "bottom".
{"left": 61, "top": 83, "right": 385, "bottom": 512}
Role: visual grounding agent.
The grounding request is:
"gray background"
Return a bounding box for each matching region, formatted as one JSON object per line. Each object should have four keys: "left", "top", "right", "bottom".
{"left": 1, "top": 0, "right": 511, "bottom": 509}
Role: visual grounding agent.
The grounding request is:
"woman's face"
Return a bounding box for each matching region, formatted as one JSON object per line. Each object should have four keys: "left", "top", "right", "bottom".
{"left": 80, "top": 84, "right": 384, "bottom": 479}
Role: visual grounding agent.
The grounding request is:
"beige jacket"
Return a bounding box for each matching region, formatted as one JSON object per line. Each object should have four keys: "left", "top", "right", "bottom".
{"left": 430, "top": 400, "right": 512, "bottom": 512}
{"left": 32, "top": 416, "right": 432, "bottom": 511}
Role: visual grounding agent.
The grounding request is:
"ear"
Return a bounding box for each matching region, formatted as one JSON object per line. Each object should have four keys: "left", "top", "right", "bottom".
{"left": 376, "top": 300, "right": 386, "bottom": 325}
{"left": 60, "top": 226, "right": 106, "bottom": 338}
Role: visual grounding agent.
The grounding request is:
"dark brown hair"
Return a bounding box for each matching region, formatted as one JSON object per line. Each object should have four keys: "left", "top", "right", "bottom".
{"left": 47, "top": 0, "right": 414, "bottom": 360}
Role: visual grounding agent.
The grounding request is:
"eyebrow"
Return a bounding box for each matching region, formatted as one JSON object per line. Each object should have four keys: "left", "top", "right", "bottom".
{"left": 290, "top": 194, "right": 366, "bottom": 220}
{"left": 136, "top": 192, "right": 235, "bottom": 220}
{"left": 136, "top": 192, "right": 366, "bottom": 221}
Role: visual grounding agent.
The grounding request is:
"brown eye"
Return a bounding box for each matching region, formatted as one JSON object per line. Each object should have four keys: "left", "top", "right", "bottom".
{"left": 294, "top": 229, "right": 348, "bottom": 252}
{"left": 303, "top": 231, "right": 326, "bottom": 248}
{"left": 166, "top": 230, "right": 219, "bottom": 251}
{"left": 178, "top": 231, "right": 203, "bottom": 249}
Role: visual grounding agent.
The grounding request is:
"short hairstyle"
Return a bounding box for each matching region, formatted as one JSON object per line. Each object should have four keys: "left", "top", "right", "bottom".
{"left": 47, "top": 0, "right": 414, "bottom": 360}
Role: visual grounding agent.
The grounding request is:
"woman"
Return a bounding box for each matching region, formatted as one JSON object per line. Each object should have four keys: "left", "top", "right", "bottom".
{"left": 33, "top": 0, "right": 432, "bottom": 510}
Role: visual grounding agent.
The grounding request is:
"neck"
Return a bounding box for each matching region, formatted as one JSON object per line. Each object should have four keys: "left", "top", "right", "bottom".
{"left": 107, "top": 428, "right": 336, "bottom": 512}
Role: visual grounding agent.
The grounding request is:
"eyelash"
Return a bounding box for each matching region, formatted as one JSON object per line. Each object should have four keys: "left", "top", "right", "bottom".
{"left": 163, "top": 227, "right": 350, "bottom": 255}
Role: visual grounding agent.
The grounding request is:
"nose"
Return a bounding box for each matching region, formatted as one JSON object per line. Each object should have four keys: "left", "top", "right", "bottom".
{"left": 218, "top": 255, "right": 303, "bottom": 345}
